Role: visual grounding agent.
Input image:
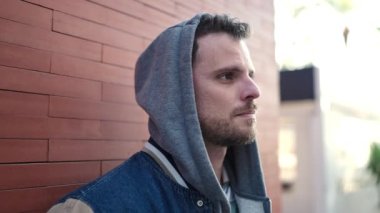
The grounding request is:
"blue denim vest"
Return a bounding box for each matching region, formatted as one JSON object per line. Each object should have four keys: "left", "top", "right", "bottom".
{"left": 59, "top": 152, "right": 213, "bottom": 212}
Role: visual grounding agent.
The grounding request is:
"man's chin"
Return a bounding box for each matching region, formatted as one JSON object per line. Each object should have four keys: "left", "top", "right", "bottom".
{"left": 234, "top": 127, "right": 256, "bottom": 144}
{"left": 199, "top": 116, "right": 256, "bottom": 146}
{"left": 220, "top": 129, "right": 256, "bottom": 146}
{"left": 233, "top": 115, "right": 256, "bottom": 126}
{"left": 234, "top": 121, "right": 256, "bottom": 134}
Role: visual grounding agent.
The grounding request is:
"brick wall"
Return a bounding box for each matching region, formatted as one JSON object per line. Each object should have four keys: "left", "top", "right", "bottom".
{"left": 0, "top": 0, "right": 281, "bottom": 212}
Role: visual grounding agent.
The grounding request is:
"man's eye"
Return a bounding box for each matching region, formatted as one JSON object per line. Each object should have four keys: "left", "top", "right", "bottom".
{"left": 219, "top": 72, "right": 235, "bottom": 81}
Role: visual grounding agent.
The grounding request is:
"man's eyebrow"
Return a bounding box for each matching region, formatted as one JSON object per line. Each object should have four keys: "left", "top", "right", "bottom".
{"left": 211, "top": 65, "right": 256, "bottom": 78}
{"left": 213, "top": 65, "right": 243, "bottom": 73}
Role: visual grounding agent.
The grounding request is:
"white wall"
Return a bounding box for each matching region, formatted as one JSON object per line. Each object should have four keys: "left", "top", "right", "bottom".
{"left": 280, "top": 100, "right": 380, "bottom": 213}
{"left": 323, "top": 105, "right": 380, "bottom": 213}
{"left": 280, "top": 101, "right": 325, "bottom": 213}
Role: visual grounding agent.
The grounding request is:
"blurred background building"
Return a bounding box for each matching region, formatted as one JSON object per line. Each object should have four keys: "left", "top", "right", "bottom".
{"left": 275, "top": 0, "right": 380, "bottom": 213}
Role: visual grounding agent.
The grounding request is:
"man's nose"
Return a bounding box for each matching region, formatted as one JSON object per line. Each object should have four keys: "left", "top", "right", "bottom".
{"left": 240, "top": 77, "right": 261, "bottom": 101}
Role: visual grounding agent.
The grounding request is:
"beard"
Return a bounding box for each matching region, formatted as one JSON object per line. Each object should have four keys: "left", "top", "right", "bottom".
{"left": 198, "top": 104, "right": 257, "bottom": 147}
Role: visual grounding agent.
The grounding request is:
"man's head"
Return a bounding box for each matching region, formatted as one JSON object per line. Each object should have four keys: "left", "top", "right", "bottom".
{"left": 192, "top": 14, "right": 250, "bottom": 64}
{"left": 192, "top": 14, "right": 260, "bottom": 147}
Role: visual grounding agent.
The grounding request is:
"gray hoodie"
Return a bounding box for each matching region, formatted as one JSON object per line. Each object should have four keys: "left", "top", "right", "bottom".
{"left": 135, "top": 14, "right": 271, "bottom": 213}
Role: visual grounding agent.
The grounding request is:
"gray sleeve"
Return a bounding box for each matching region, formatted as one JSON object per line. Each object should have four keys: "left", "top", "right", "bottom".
{"left": 47, "top": 198, "right": 93, "bottom": 213}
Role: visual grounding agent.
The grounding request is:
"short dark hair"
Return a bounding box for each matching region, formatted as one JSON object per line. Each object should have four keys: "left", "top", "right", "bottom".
{"left": 192, "top": 14, "right": 250, "bottom": 64}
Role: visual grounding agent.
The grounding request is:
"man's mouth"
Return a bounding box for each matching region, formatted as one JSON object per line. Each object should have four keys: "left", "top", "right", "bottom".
{"left": 233, "top": 103, "right": 257, "bottom": 117}
{"left": 236, "top": 110, "right": 256, "bottom": 116}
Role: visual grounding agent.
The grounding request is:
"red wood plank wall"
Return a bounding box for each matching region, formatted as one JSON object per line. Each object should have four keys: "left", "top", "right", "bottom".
{"left": 0, "top": 0, "right": 281, "bottom": 212}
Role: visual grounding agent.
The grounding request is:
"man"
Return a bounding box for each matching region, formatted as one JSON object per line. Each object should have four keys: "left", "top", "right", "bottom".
{"left": 48, "top": 13, "right": 271, "bottom": 213}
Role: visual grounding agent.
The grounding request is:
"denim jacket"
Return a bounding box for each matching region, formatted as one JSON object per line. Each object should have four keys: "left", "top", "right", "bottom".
{"left": 50, "top": 151, "right": 213, "bottom": 213}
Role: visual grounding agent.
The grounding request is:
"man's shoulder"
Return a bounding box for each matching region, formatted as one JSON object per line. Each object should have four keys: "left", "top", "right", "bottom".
{"left": 58, "top": 152, "right": 165, "bottom": 206}
{"left": 76, "top": 151, "right": 161, "bottom": 191}
{"left": 98, "top": 151, "right": 160, "bottom": 182}
{"left": 52, "top": 151, "right": 177, "bottom": 211}
{"left": 51, "top": 151, "right": 211, "bottom": 212}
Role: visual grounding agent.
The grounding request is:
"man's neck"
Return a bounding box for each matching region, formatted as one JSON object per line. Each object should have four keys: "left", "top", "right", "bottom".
{"left": 205, "top": 142, "right": 227, "bottom": 183}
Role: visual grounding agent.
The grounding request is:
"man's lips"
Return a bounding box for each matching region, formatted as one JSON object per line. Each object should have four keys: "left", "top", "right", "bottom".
{"left": 235, "top": 110, "right": 256, "bottom": 117}
{"left": 232, "top": 103, "right": 258, "bottom": 117}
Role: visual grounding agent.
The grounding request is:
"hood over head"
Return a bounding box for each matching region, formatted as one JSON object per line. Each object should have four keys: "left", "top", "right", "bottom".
{"left": 135, "top": 13, "right": 269, "bottom": 212}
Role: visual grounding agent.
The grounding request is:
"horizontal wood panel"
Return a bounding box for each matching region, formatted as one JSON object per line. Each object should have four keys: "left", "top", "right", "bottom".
{"left": 51, "top": 54, "right": 134, "bottom": 86}
{"left": 0, "top": 139, "right": 48, "bottom": 163}
{"left": 49, "top": 139, "right": 143, "bottom": 161}
{"left": 0, "top": 18, "right": 101, "bottom": 60}
{"left": 0, "top": 42, "right": 51, "bottom": 72}
{"left": 0, "top": 90, "right": 49, "bottom": 116}
{"left": 0, "top": 0, "right": 52, "bottom": 29}
{"left": 49, "top": 96, "right": 147, "bottom": 122}
{"left": 0, "top": 162, "right": 100, "bottom": 190}
{"left": 53, "top": 11, "right": 144, "bottom": 52}
{"left": 0, "top": 65, "right": 102, "bottom": 100}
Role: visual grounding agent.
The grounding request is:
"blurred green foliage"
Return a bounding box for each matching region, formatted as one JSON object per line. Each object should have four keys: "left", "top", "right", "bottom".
{"left": 367, "top": 143, "right": 380, "bottom": 184}
{"left": 326, "top": 0, "right": 354, "bottom": 13}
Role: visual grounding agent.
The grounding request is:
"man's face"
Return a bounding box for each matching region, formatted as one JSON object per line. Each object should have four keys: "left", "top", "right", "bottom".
{"left": 193, "top": 33, "right": 260, "bottom": 146}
